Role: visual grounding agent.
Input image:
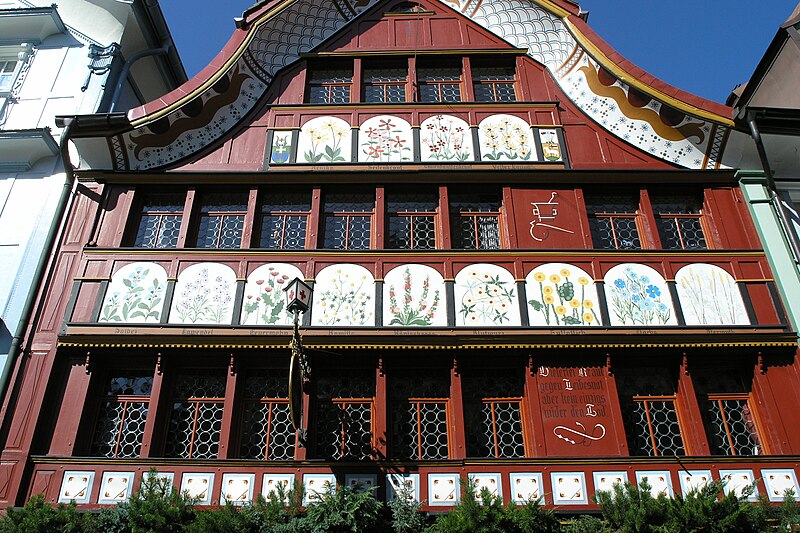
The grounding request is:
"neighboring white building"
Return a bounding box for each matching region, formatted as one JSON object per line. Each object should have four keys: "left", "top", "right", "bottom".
{"left": 0, "top": 0, "right": 185, "bottom": 369}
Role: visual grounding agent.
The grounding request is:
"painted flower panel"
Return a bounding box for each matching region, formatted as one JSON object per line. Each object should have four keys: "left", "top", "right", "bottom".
{"left": 297, "top": 116, "right": 351, "bottom": 164}
{"left": 420, "top": 115, "right": 474, "bottom": 162}
{"left": 675, "top": 264, "right": 749, "bottom": 325}
{"left": 478, "top": 114, "right": 535, "bottom": 161}
{"left": 270, "top": 131, "right": 292, "bottom": 164}
{"left": 604, "top": 264, "right": 676, "bottom": 326}
{"left": 169, "top": 263, "right": 237, "bottom": 325}
{"left": 358, "top": 115, "right": 413, "bottom": 162}
{"left": 241, "top": 263, "right": 305, "bottom": 325}
{"left": 455, "top": 263, "right": 520, "bottom": 326}
{"left": 311, "top": 264, "right": 375, "bottom": 326}
{"left": 526, "top": 263, "right": 600, "bottom": 326}
{"left": 383, "top": 265, "right": 446, "bottom": 327}
{"left": 100, "top": 262, "right": 167, "bottom": 323}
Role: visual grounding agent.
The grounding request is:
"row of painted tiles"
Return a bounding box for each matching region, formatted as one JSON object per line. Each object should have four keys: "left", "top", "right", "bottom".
{"left": 56, "top": 467, "right": 798, "bottom": 507}
{"left": 97, "top": 261, "right": 752, "bottom": 328}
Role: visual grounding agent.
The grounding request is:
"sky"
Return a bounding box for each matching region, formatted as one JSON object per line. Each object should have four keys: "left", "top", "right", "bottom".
{"left": 161, "top": 0, "right": 798, "bottom": 105}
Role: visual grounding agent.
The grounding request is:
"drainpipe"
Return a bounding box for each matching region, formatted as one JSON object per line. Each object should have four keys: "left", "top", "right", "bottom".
{"left": 109, "top": 44, "right": 170, "bottom": 112}
{"left": 747, "top": 111, "right": 800, "bottom": 264}
{"left": 0, "top": 118, "right": 76, "bottom": 411}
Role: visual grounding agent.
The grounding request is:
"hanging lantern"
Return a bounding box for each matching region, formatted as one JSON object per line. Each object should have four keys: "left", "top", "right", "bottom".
{"left": 284, "top": 277, "right": 312, "bottom": 315}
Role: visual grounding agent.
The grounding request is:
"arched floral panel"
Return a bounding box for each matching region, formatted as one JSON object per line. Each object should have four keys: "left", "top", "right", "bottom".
{"left": 478, "top": 114, "right": 535, "bottom": 161}
{"left": 383, "top": 265, "right": 446, "bottom": 327}
{"left": 99, "top": 262, "right": 167, "bottom": 323}
{"left": 311, "top": 264, "right": 375, "bottom": 326}
{"left": 169, "top": 263, "right": 237, "bottom": 325}
{"left": 358, "top": 115, "right": 413, "bottom": 162}
{"left": 604, "top": 264, "right": 677, "bottom": 326}
{"left": 297, "top": 116, "right": 352, "bottom": 164}
{"left": 675, "top": 264, "right": 750, "bottom": 325}
{"left": 525, "top": 263, "right": 601, "bottom": 327}
{"left": 454, "top": 264, "right": 520, "bottom": 326}
{"left": 419, "top": 115, "right": 474, "bottom": 162}
{"left": 241, "top": 263, "right": 305, "bottom": 326}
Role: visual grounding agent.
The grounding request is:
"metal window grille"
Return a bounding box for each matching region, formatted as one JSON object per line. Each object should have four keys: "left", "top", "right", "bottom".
{"left": 308, "top": 68, "right": 352, "bottom": 104}
{"left": 260, "top": 192, "right": 312, "bottom": 249}
{"left": 450, "top": 192, "right": 502, "bottom": 249}
{"left": 418, "top": 66, "right": 461, "bottom": 102}
{"left": 90, "top": 376, "right": 152, "bottom": 458}
{"left": 314, "top": 372, "right": 375, "bottom": 460}
{"left": 387, "top": 192, "right": 438, "bottom": 249}
{"left": 586, "top": 193, "right": 642, "bottom": 250}
{"left": 651, "top": 194, "right": 707, "bottom": 250}
{"left": 197, "top": 192, "right": 248, "bottom": 249}
{"left": 134, "top": 193, "right": 184, "bottom": 248}
{"left": 239, "top": 371, "right": 296, "bottom": 460}
{"left": 364, "top": 66, "right": 407, "bottom": 103}
{"left": 164, "top": 373, "right": 226, "bottom": 459}
{"left": 322, "top": 192, "right": 374, "bottom": 249}
{"left": 472, "top": 66, "right": 516, "bottom": 102}
{"left": 626, "top": 397, "right": 685, "bottom": 457}
{"left": 390, "top": 372, "right": 450, "bottom": 459}
{"left": 707, "top": 396, "right": 761, "bottom": 456}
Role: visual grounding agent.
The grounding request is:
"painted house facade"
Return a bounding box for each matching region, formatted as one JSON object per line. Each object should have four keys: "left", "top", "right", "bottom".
{"left": 1, "top": 0, "right": 799, "bottom": 511}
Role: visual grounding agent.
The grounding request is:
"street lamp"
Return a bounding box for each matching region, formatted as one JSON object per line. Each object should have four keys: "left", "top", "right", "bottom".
{"left": 284, "top": 278, "right": 312, "bottom": 436}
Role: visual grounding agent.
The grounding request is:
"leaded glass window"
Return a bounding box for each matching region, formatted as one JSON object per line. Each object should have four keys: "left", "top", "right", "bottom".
{"left": 387, "top": 191, "right": 438, "bottom": 249}
{"left": 390, "top": 370, "right": 449, "bottom": 460}
{"left": 196, "top": 192, "right": 248, "bottom": 249}
{"left": 472, "top": 65, "right": 516, "bottom": 102}
{"left": 706, "top": 397, "right": 761, "bottom": 456}
{"left": 651, "top": 192, "right": 707, "bottom": 250}
{"left": 586, "top": 192, "right": 642, "bottom": 250}
{"left": 239, "top": 369, "right": 295, "bottom": 460}
{"left": 449, "top": 191, "right": 501, "bottom": 249}
{"left": 322, "top": 191, "right": 374, "bottom": 249}
{"left": 314, "top": 371, "right": 375, "bottom": 460}
{"left": 418, "top": 65, "right": 461, "bottom": 103}
{"left": 308, "top": 66, "right": 352, "bottom": 104}
{"left": 463, "top": 369, "right": 525, "bottom": 458}
{"left": 364, "top": 64, "right": 407, "bottom": 103}
{"left": 134, "top": 193, "right": 184, "bottom": 248}
{"left": 90, "top": 375, "right": 152, "bottom": 458}
{"left": 164, "top": 371, "right": 226, "bottom": 459}
{"left": 259, "top": 191, "right": 311, "bottom": 249}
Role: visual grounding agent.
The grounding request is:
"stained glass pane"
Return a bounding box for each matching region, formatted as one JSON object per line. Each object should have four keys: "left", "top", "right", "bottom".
{"left": 707, "top": 399, "right": 760, "bottom": 456}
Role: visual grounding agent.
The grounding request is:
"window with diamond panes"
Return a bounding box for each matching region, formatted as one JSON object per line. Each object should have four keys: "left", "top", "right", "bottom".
{"left": 390, "top": 370, "right": 450, "bottom": 460}
{"left": 90, "top": 375, "right": 152, "bottom": 458}
{"left": 314, "top": 371, "right": 374, "bottom": 460}
{"left": 463, "top": 369, "right": 525, "bottom": 458}
{"left": 650, "top": 192, "right": 707, "bottom": 250}
{"left": 196, "top": 192, "right": 248, "bottom": 249}
{"left": 133, "top": 193, "right": 184, "bottom": 248}
{"left": 586, "top": 192, "right": 642, "bottom": 250}
{"left": 449, "top": 191, "right": 502, "bottom": 249}
{"left": 238, "top": 369, "right": 295, "bottom": 460}
{"left": 387, "top": 191, "right": 438, "bottom": 249}
{"left": 322, "top": 191, "right": 374, "bottom": 249}
{"left": 364, "top": 63, "right": 407, "bottom": 103}
{"left": 259, "top": 191, "right": 312, "bottom": 249}
{"left": 308, "top": 65, "right": 352, "bottom": 104}
{"left": 472, "top": 64, "right": 516, "bottom": 102}
{"left": 418, "top": 64, "right": 462, "bottom": 103}
{"left": 164, "top": 371, "right": 226, "bottom": 459}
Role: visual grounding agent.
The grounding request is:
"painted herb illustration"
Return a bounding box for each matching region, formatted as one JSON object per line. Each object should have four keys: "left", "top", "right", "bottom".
{"left": 316, "top": 269, "right": 373, "bottom": 326}
{"left": 100, "top": 265, "right": 164, "bottom": 323}
{"left": 303, "top": 118, "right": 348, "bottom": 163}
{"left": 676, "top": 265, "right": 749, "bottom": 325}
{"left": 242, "top": 267, "right": 290, "bottom": 325}
{"left": 172, "top": 267, "right": 234, "bottom": 324}
{"left": 387, "top": 267, "right": 441, "bottom": 326}
{"left": 270, "top": 133, "right": 291, "bottom": 164}
{"left": 480, "top": 116, "right": 532, "bottom": 161}
{"left": 421, "top": 115, "right": 471, "bottom": 161}
{"left": 528, "top": 268, "right": 599, "bottom": 326}
{"left": 458, "top": 269, "right": 515, "bottom": 325}
{"left": 360, "top": 117, "right": 412, "bottom": 162}
{"left": 607, "top": 266, "right": 671, "bottom": 325}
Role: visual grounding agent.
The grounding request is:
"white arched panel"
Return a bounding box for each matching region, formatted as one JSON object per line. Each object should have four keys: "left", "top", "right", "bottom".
{"left": 241, "top": 263, "right": 305, "bottom": 326}
{"left": 99, "top": 262, "right": 167, "bottom": 323}
{"left": 169, "top": 263, "right": 237, "bottom": 325}
{"left": 419, "top": 115, "right": 474, "bottom": 162}
{"left": 358, "top": 115, "right": 413, "bottom": 162}
{"left": 383, "top": 265, "right": 446, "bottom": 327}
{"left": 604, "top": 264, "right": 676, "bottom": 326}
{"left": 478, "top": 114, "right": 536, "bottom": 161}
{"left": 312, "top": 264, "right": 375, "bottom": 326}
{"left": 525, "top": 263, "right": 601, "bottom": 326}
{"left": 675, "top": 264, "right": 749, "bottom": 325}
{"left": 454, "top": 263, "right": 520, "bottom": 326}
{"left": 297, "top": 116, "right": 352, "bottom": 163}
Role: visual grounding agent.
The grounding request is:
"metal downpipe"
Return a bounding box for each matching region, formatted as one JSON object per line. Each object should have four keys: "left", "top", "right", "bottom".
{"left": 109, "top": 44, "right": 170, "bottom": 112}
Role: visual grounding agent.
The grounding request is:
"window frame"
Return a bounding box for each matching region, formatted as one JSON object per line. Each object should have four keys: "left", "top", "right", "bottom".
{"left": 417, "top": 61, "right": 463, "bottom": 103}
{"left": 470, "top": 61, "right": 517, "bottom": 103}
{"left": 448, "top": 191, "right": 504, "bottom": 250}
{"left": 363, "top": 60, "right": 409, "bottom": 104}
{"left": 194, "top": 191, "right": 250, "bottom": 249}
{"left": 257, "top": 190, "right": 313, "bottom": 249}
{"left": 386, "top": 190, "right": 439, "bottom": 250}
{"left": 129, "top": 191, "right": 187, "bottom": 249}
{"left": 705, "top": 393, "right": 764, "bottom": 456}
{"left": 89, "top": 374, "right": 153, "bottom": 459}
{"left": 306, "top": 63, "right": 354, "bottom": 105}
{"left": 628, "top": 394, "right": 686, "bottom": 457}
{"left": 479, "top": 396, "right": 525, "bottom": 458}
{"left": 585, "top": 192, "right": 644, "bottom": 250}
{"left": 650, "top": 192, "right": 709, "bottom": 250}
{"left": 321, "top": 191, "right": 376, "bottom": 250}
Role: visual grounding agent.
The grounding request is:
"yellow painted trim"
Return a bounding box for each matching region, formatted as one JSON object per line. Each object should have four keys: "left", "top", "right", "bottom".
{"left": 736, "top": 278, "right": 774, "bottom": 283}
{"left": 564, "top": 20, "right": 735, "bottom": 127}
{"left": 528, "top": 0, "right": 571, "bottom": 18}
